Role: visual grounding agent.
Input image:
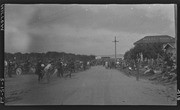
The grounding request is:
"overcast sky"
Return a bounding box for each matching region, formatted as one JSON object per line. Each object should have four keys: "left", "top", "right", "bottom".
{"left": 5, "top": 4, "right": 175, "bottom": 55}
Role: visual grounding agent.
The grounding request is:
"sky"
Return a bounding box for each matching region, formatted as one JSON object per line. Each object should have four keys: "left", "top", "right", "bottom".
{"left": 5, "top": 4, "right": 175, "bottom": 55}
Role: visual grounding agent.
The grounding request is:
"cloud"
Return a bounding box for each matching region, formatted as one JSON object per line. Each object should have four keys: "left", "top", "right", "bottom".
{"left": 5, "top": 26, "right": 31, "bottom": 53}
{"left": 5, "top": 4, "right": 175, "bottom": 55}
{"left": 5, "top": 4, "right": 37, "bottom": 53}
{"left": 25, "top": 4, "right": 175, "bottom": 35}
{"left": 134, "top": 4, "right": 174, "bottom": 21}
{"left": 133, "top": 4, "right": 175, "bottom": 36}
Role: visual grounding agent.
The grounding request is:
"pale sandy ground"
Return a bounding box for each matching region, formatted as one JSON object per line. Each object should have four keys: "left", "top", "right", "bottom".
{"left": 5, "top": 66, "right": 177, "bottom": 105}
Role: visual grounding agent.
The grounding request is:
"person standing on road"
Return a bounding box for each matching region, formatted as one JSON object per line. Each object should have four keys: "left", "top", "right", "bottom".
{"left": 8, "top": 61, "right": 13, "bottom": 78}
{"left": 57, "top": 59, "right": 63, "bottom": 78}
{"left": 69, "top": 60, "right": 75, "bottom": 78}
{"left": 87, "top": 61, "right": 90, "bottom": 69}
{"left": 4, "top": 60, "right": 8, "bottom": 77}
{"left": 83, "top": 61, "right": 87, "bottom": 70}
{"left": 36, "top": 60, "right": 44, "bottom": 82}
{"left": 105, "top": 61, "right": 107, "bottom": 67}
{"left": 24, "top": 59, "right": 30, "bottom": 74}
{"left": 43, "top": 60, "right": 54, "bottom": 83}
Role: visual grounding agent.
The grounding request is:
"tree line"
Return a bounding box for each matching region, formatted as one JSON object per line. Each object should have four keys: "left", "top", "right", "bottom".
{"left": 5, "top": 51, "right": 96, "bottom": 63}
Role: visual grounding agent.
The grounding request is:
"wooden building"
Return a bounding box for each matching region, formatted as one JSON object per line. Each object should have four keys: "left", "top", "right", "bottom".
{"left": 134, "top": 35, "right": 175, "bottom": 46}
{"left": 133, "top": 35, "right": 176, "bottom": 61}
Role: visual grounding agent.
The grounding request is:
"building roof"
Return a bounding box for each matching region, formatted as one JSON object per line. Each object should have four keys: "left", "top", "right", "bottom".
{"left": 163, "top": 43, "right": 176, "bottom": 50}
{"left": 134, "top": 35, "right": 175, "bottom": 45}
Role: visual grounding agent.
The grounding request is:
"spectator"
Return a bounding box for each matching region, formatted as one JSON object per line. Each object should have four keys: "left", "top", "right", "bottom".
{"left": 36, "top": 60, "right": 44, "bottom": 82}
{"left": 69, "top": 61, "right": 75, "bottom": 78}
{"left": 83, "top": 61, "right": 87, "bottom": 70}
{"left": 7, "top": 61, "right": 13, "bottom": 77}
{"left": 57, "top": 59, "right": 63, "bottom": 78}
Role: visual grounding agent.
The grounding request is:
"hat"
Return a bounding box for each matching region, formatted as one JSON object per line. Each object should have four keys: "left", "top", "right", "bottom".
{"left": 41, "top": 64, "right": 45, "bottom": 67}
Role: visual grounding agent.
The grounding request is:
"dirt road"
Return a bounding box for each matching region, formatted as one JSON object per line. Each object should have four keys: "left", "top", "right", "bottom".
{"left": 5, "top": 66, "right": 177, "bottom": 105}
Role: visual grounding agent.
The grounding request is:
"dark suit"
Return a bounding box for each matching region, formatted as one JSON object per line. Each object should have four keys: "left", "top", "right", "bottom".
{"left": 36, "top": 62, "right": 44, "bottom": 81}
{"left": 57, "top": 62, "right": 63, "bottom": 77}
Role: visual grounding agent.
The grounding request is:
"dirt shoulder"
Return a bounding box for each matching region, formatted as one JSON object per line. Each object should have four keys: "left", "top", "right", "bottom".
{"left": 5, "top": 74, "right": 59, "bottom": 104}
{"left": 116, "top": 67, "right": 177, "bottom": 104}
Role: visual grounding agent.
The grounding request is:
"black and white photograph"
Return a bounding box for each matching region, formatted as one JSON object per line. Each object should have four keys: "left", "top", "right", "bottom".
{"left": 4, "top": 4, "right": 177, "bottom": 105}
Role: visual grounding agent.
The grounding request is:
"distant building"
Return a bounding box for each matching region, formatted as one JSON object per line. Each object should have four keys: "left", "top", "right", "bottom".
{"left": 133, "top": 35, "right": 176, "bottom": 60}
{"left": 101, "top": 57, "right": 110, "bottom": 61}
{"left": 163, "top": 43, "right": 176, "bottom": 53}
{"left": 134, "top": 35, "right": 175, "bottom": 46}
{"left": 163, "top": 43, "right": 176, "bottom": 61}
{"left": 95, "top": 56, "right": 101, "bottom": 59}
{"left": 99, "top": 54, "right": 124, "bottom": 62}
{"left": 105, "top": 54, "right": 124, "bottom": 60}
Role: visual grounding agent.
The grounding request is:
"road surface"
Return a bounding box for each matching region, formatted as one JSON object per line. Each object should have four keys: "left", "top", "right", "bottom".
{"left": 5, "top": 66, "right": 177, "bottom": 105}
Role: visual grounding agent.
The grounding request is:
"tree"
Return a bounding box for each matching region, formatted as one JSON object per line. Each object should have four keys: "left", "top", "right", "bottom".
{"left": 127, "top": 43, "right": 165, "bottom": 60}
{"left": 124, "top": 43, "right": 164, "bottom": 65}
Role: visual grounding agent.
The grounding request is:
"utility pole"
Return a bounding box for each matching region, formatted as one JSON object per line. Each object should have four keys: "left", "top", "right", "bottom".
{"left": 112, "top": 36, "right": 119, "bottom": 63}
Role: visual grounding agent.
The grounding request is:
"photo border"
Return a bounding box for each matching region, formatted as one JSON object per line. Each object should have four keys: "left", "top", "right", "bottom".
{"left": 0, "top": 0, "right": 179, "bottom": 110}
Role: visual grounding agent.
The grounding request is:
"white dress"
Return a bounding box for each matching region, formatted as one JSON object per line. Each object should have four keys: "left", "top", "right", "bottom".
{"left": 44, "top": 64, "right": 52, "bottom": 72}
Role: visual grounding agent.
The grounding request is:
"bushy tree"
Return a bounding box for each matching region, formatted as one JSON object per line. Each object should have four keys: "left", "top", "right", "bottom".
{"left": 124, "top": 43, "right": 165, "bottom": 65}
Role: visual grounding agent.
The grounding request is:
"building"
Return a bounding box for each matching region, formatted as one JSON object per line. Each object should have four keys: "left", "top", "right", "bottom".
{"left": 163, "top": 43, "right": 176, "bottom": 54}
{"left": 99, "top": 54, "right": 124, "bottom": 62}
{"left": 101, "top": 57, "right": 111, "bottom": 61}
{"left": 95, "top": 56, "right": 101, "bottom": 60}
{"left": 133, "top": 35, "right": 176, "bottom": 60}
{"left": 134, "top": 35, "right": 175, "bottom": 46}
{"left": 163, "top": 43, "right": 176, "bottom": 61}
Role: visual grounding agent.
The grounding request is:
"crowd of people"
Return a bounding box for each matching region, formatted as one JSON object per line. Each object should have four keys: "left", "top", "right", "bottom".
{"left": 4, "top": 56, "right": 93, "bottom": 83}
{"left": 103, "top": 61, "right": 117, "bottom": 69}
{"left": 97, "top": 52, "right": 177, "bottom": 84}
